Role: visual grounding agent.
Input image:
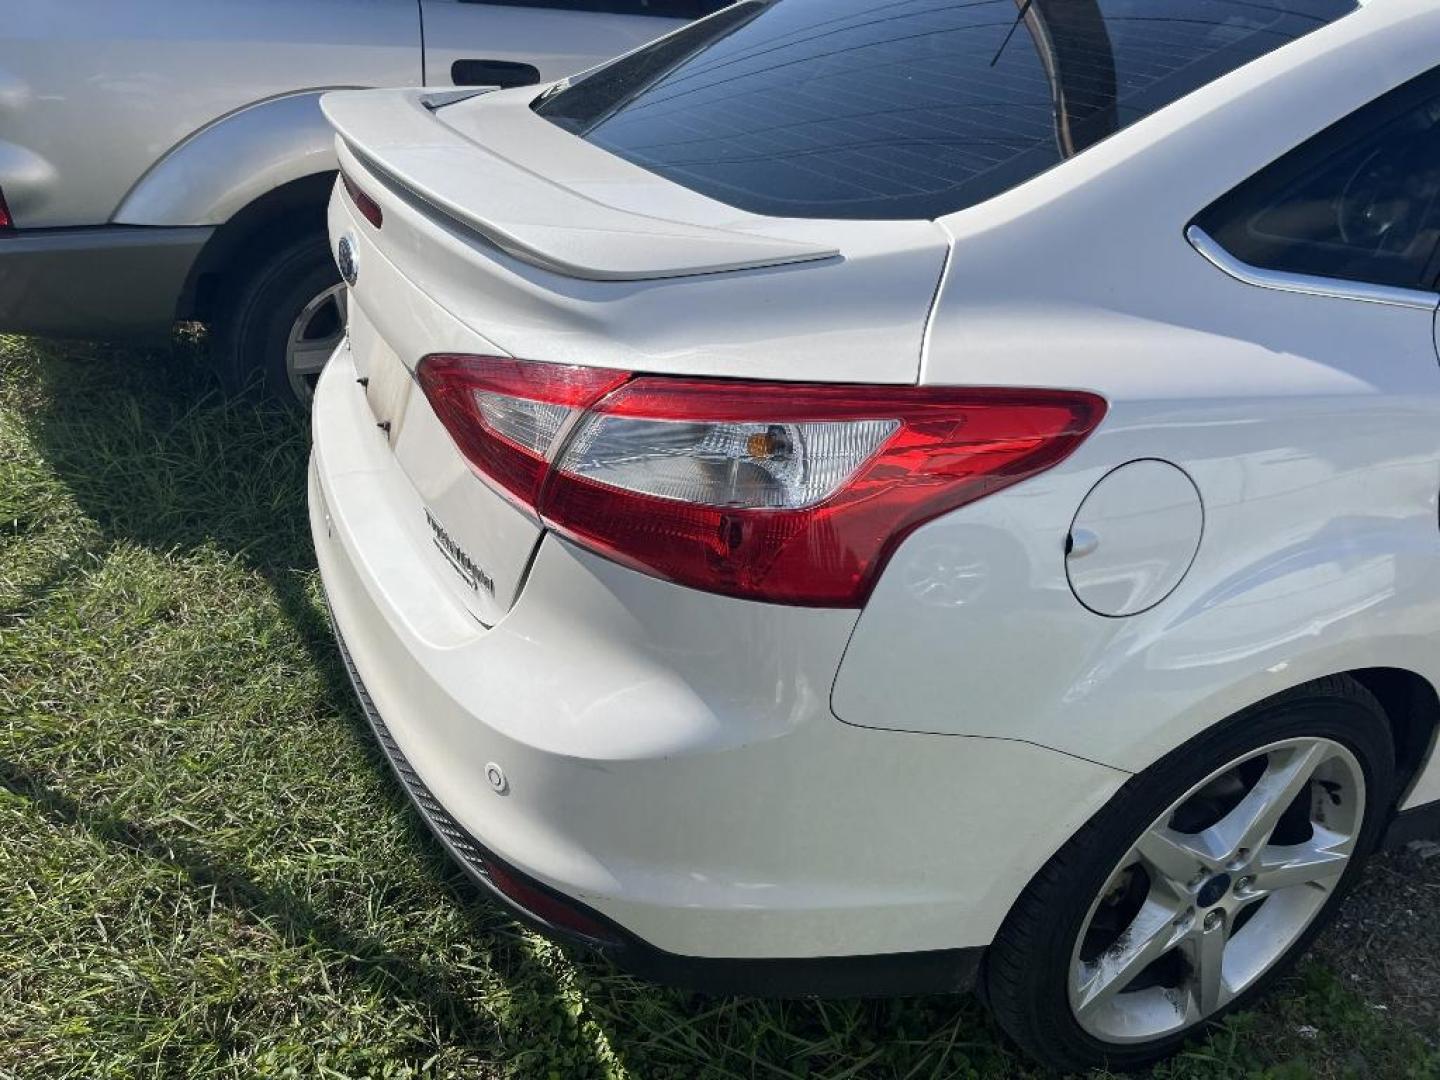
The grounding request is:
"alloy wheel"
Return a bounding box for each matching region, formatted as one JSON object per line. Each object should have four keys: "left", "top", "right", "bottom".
{"left": 285, "top": 283, "right": 348, "bottom": 404}
{"left": 1068, "top": 737, "right": 1365, "bottom": 1042}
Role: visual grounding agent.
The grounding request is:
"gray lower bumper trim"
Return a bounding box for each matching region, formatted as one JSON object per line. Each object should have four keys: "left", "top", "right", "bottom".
{"left": 0, "top": 225, "right": 213, "bottom": 341}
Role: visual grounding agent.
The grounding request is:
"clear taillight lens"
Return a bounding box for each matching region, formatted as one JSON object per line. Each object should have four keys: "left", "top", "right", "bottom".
{"left": 556, "top": 415, "right": 898, "bottom": 509}
{"left": 415, "top": 355, "right": 628, "bottom": 508}
{"left": 417, "top": 356, "right": 1106, "bottom": 607}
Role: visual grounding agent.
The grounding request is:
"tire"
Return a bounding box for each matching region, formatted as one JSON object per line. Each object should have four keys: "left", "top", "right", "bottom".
{"left": 211, "top": 231, "right": 344, "bottom": 406}
{"left": 982, "top": 675, "right": 1395, "bottom": 1073}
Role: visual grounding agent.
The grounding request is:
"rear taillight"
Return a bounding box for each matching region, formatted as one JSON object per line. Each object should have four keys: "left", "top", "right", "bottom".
{"left": 417, "top": 355, "right": 1105, "bottom": 607}
{"left": 340, "top": 170, "right": 383, "bottom": 229}
{"left": 0, "top": 187, "right": 12, "bottom": 230}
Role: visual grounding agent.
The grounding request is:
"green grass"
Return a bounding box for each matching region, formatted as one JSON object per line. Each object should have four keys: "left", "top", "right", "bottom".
{"left": 1, "top": 334, "right": 1437, "bottom": 1079}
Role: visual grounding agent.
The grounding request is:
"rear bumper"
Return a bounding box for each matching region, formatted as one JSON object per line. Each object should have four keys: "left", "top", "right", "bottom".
{"left": 310, "top": 340, "right": 1127, "bottom": 988}
{"left": 329, "top": 605, "right": 983, "bottom": 997}
{"left": 0, "top": 225, "right": 211, "bottom": 340}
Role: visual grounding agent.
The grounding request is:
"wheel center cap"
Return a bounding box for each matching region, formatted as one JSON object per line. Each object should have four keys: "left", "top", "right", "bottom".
{"left": 1197, "top": 872, "right": 1232, "bottom": 907}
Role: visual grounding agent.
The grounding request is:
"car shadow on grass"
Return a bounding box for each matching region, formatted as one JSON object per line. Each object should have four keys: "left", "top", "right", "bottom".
{"left": 0, "top": 754, "right": 501, "bottom": 1043}
{"left": 23, "top": 336, "right": 1048, "bottom": 1078}
{"left": 6, "top": 338, "right": 1026, "bottom": 1079}
{"left": 4, "top": 337, "right": 660, "bottom": 1075}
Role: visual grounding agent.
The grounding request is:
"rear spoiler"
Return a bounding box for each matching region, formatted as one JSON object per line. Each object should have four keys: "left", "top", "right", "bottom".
{"left": 320, "top": 88, "right": 840, "bottom": 282}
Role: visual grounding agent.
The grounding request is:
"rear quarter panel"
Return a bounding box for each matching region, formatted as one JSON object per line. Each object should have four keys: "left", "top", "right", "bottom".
{"left": 833, "top": 2, "right": 1440, "bottom": 808}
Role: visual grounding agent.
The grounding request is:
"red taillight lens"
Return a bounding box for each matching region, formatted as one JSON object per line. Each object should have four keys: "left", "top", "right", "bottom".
{"left": 0, "top": 187, "right": 12, "bottom": 230}
{"left": 417, "top": 355, "right": 1105, "bottom": 607}
{"left": 340, "top": 170, "right": 383, "bottom": 229}
{"left": 545, "top": 381, "right": 1104, "bottom": 606}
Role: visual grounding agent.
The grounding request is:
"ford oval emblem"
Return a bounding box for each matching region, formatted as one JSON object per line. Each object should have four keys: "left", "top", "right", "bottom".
{"left": 337, "top": 235, "right": 358, "bottom": 287}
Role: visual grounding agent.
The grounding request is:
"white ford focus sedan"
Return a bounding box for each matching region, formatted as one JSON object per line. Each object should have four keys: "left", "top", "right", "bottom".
{"left": 310, "top": 0, "right": 1440, "bottom": 1068}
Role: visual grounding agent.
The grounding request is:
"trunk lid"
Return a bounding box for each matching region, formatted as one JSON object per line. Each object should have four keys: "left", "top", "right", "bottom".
{"left": 321, "top": 86, "right": 951, "bottom": 385}
{"left": 335, "top": 248, "right": 548, "bottom": 629}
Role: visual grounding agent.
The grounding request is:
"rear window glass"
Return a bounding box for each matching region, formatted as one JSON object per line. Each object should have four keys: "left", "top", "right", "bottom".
{"left": 535, "top": 0, "right": 1359, "bottom": 221}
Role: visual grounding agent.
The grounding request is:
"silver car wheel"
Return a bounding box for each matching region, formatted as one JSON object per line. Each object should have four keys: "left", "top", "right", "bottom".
{"left": 1068, "top": 737, "right": 1365, "bottom": 1043}
{"left": 285, "top": 283, "right": 348, "bottom": 404}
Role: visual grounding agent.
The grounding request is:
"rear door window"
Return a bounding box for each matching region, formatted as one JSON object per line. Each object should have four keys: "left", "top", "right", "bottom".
{"left": 536, "top": 0, "right": 1359, "bottom": 221}
{"left": 1195, "top": 70, "right": 1440, "bottom": 291}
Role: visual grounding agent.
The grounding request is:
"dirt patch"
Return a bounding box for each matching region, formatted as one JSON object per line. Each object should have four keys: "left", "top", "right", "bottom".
{"left": 1317, "top": 843, "right": 1440, "bottom": 1037}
